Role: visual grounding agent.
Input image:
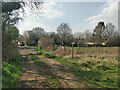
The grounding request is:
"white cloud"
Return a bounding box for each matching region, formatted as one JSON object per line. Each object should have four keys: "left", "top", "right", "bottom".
{"left": 17, "top": 1, "right": 63, "bottom": 34}
{"left": 85, "top": 2, "right": 118, "bottom": 31}
{"left": 41, "top": 1, "right": 63, "bottom": 19}
{"left": 17, "top": 18, "right": 56, "bottom": 34}
{"left": 72, "top": 24, "right": 84, "bottom": 33}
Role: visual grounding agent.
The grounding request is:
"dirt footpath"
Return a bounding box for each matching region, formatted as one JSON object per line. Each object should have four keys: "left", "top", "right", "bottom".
{"left": 37, "top": 55, "right": 91, "bottom": 88}
{"left": 16, "top": 50, "right": 50, "bottom": 88}
{"left": 16, "top": 49, "right": 91, "bottom": 88}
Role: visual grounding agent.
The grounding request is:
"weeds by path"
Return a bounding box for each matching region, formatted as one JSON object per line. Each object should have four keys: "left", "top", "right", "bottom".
{"left": 31, "top": 52, "right": 92, "bottom": 88}
{"left": 2, "top": 55, "right": 23, "bottom": 88}
{"left": 38, "top": 50, "right": 119, "bottom": 88}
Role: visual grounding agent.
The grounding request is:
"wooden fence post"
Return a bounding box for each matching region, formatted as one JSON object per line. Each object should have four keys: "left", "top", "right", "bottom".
{"left": 71, "top": 42, "right": 75, "bottom": 59}
{"left": 78, "top": 43, "right": 80, "bottom": 54}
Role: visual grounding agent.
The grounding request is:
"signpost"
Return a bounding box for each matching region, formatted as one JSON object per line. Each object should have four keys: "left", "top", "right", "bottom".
{"left": 71, "top": 42, "right": 75, "bottom": 59}
{"left": 38, "top": 41, "right": 42, "bottom": 51}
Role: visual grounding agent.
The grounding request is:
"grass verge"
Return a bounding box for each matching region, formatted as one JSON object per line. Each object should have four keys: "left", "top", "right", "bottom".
{"left": 39, "top": 50, "right": 119, "bottom": 88}
{"left": 2, "top": 55, "right": 23, "bottom": 88}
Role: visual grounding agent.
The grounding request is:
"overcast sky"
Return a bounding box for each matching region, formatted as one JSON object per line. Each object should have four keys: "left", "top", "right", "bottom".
{"left": 16, "top": 1, "right": 118, "bottom": 35}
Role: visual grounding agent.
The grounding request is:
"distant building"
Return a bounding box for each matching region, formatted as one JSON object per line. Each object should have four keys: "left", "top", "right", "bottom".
{"left": 101, "top": 42, "right": 106, "bottom": 46}
{"left": 84, "top": 42, "right": 106, "bottom": 46}
{"left": 17, "top": 41, "right": 24, "bottom": 46}
{"left": 18, "top": 41, "right": 21, "bottom": 46}
{"left": 84, "top": 42, "right": 95, "bottom": 45}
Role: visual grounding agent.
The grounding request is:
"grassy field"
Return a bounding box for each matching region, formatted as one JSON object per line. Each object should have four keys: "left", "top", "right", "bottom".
{"left": 54, "top": 47, "right": 118, "bottom": 57}
{"left": 36, "top": 47, "right": 119, "bottom": 88}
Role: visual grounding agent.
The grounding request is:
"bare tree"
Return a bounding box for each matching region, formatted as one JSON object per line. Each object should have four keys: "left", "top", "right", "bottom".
{"left": 57, "top": 23, "right": 72, "bottom": 51}
{"left": 38, "top": 35, "right": 55, "bottom": 50}
{"left": 48, "top": 32, "right": 62, "bottom": 45}
{"left": 104, "top": 23, "right": 116, "bottom": 45}
{"left": 23, "top": 27, "right": 46, "bottom": 46}
{"left": 83, "top": 29, "right": 92, "bottom": 45}
{"left": 74, "top": 32, "right": 84, "bottom": 51}
{"left": 74, "top": 32, "right": 83, "bottom": 40}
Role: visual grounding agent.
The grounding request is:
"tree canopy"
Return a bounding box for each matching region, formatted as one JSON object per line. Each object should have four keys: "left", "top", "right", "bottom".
{"left": 57, "top": 23, "right": 73, "bottom": 45}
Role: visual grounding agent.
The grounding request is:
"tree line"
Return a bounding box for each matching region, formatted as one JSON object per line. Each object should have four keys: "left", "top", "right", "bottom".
{"left": 19, "top": 22, "right": 119, "bottom": 48}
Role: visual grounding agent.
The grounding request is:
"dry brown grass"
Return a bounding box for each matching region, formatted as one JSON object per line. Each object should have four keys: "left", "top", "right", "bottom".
{"left": 54, "top": 47, "right": 118, "bottom": 65}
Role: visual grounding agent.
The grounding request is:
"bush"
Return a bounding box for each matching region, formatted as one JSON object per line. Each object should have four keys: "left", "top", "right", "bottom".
{"left": 28, "top": 53, "right": 34, "bottom": 55}
{"left": 59, "top": 56, "right": 63, "bottom": 58}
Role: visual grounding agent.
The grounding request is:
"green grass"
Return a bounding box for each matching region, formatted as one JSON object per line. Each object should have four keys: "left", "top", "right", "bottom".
{"left": 44, "top": 53, "right": 56, "bottom": 59}
{"left": 40, "top": 51, "right": 119, "bottom": 88}
{"left": 30, "top": 55, "right": 39, "bottom": 60}
{"left": 2, "top": 55, "right": 23, "bottom": 88}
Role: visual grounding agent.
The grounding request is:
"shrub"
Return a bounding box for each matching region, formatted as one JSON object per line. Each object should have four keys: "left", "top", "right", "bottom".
{"left": 28, "top": 53, "right": 34, "bottom": 55}
{"left": 59, "top": 56, "right": 63, "bottom": 58}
